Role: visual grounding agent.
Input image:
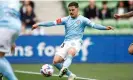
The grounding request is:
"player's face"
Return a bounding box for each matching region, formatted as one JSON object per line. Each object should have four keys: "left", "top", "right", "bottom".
{"left": 68, "top": 6, "right": 79, "bottom": 18}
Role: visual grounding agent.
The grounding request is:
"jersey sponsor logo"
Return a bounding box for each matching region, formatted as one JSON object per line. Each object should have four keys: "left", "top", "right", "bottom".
{"left": 76, "top": 20, "right": 80, "bottom": 24}
{"left": 56, "top": 18, "right": 61, "bottom": 24}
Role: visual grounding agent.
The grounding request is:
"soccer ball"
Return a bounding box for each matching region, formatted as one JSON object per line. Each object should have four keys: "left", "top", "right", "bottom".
{"left": 40, "top": 64, "right": 54, "bottom": 77}
{"left": 128, "top": 44, "right": 133, "bottom": 55}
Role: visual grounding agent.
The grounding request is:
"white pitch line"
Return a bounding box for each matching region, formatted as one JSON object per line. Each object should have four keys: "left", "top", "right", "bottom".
{"left": 15, "top": 70, "right": 97, "bottom": 80}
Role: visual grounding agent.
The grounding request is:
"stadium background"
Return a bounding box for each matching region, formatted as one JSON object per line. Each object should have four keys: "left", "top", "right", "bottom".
{"left": 4, "top": 0, "right": 133, "bottom": 80}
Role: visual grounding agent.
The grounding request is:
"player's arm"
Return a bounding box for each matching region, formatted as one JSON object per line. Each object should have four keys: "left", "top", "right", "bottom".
{"left": 32, "top": 21, "right": 56, "bottom": 30}
{"left": 32, "top": 17, "right": 68, "bottom": 30}
{"left": 84, "top": 18, "right": 113, "bottom": 30}
{"left": 114, "top": 11, "right": 133, "bottom": 19}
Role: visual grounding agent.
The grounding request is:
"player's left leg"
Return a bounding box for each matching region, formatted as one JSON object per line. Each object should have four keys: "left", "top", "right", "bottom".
{"left": 53, "top": 53, "right": 72, "bottom": 77}
{"left": 63, "top": 47, "right": 76, "bottom": 68}
{"left": 128, "top": 43, "right": 133, "bottom": 55}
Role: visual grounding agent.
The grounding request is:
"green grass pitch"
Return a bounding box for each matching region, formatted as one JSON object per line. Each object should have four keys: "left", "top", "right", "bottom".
{"left": 3, "top": 63, "right": 133, "bottom": 80}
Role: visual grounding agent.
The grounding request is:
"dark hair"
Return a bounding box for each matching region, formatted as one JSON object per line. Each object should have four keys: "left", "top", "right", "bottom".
{"left": 116, "top": 1, "right": 125, "bottom": 8}
{"left": 29, "top": 1, "right": 35, "bottom": 9}
{"left": 68, "top": 2, "right": 79, "bottom": 8}
{"left": 102, "top": 1, "right": 107, "bottom": 5}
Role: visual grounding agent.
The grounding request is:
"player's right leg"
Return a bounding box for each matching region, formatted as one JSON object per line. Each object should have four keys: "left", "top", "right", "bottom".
{"left": 53, "top": 55, "right": 72, "bottom": 77}
{"left": 59, "top": 40, "right": 81, "bottom": 79}
{"left": 58, "top": 47, "right": 77, "bottom": 79}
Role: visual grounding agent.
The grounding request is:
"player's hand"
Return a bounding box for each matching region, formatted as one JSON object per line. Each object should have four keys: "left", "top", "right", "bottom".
{"left": 32, "top": 24, "right": 39, "bottom": 30}
{"left": 106, "top": 26, "right": 114, "bottom": 30}
{"left": 114, "top": 14, "right": 120, "bottom": 19}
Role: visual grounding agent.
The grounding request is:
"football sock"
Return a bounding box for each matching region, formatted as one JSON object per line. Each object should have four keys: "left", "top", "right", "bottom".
{"left": 54, "top": 63, "right": 71, "bottom": 76}
{"left": 63, "top": 54, "right": 73, "bottom": 68}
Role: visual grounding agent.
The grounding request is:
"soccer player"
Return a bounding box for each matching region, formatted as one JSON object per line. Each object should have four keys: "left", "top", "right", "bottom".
{"left": 114, "top": 11, "right": 133, "bottom": 55}
{"left": 32, "top": 2, "right": 113, "bottom": 80}
{"left": 0, "top": 0, "right": 21, "bottom": 80}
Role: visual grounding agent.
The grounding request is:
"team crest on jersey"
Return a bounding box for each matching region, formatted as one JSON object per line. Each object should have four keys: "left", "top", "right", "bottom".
{"left": 76, "top": 20, "right": 80, "bottom": 24}
{"left": 71, "top": 42, "right": 76, "bottom": 46}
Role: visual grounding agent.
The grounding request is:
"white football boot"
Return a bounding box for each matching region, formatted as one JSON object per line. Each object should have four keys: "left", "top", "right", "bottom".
{"left": 68, "top": 73, "right": 76, "bottom": 80}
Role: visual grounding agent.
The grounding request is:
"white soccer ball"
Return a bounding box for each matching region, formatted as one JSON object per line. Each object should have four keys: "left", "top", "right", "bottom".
{"left": 40, "top": 64, "right": 54, "bottom": 77}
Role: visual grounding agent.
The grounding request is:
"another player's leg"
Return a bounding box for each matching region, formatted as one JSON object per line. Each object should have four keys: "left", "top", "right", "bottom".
{"left": 53, "top": 55, "right": 72, "bottom": 77}
{"left": 128, "top": 43, "right": 133, "bottom": 55}
{"left": 59, "top": 48, "right": 76, "bottom": 78}
{"left": 1, "top": 57, "right": 18, "bottom": 80}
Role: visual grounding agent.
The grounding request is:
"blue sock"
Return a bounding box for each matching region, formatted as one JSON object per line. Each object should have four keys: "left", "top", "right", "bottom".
{"left": 53, "top": 63, "right": 72, "bottom": 76}
{"left": 63, "top": 54, "right": 73, "bottom": 68}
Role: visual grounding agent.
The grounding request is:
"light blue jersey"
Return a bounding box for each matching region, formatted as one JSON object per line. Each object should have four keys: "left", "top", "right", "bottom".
{"left": 0, "top": 0, "right": 21, "bottom": 32}
{"left": 38, "top": 15, "right": 107, "bottom": 41}
{"left": 0, "top": 0, "right": 21, "bottom": 52}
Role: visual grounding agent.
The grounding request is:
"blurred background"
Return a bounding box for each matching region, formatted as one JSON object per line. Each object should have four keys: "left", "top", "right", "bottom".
{"left": 5, "top": 0, "right": 133, "bottom": 80}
